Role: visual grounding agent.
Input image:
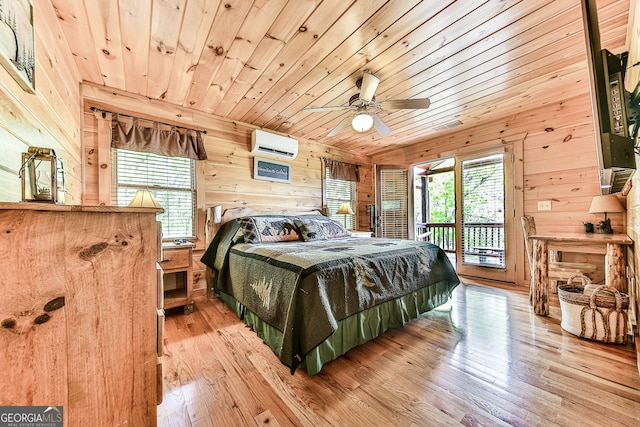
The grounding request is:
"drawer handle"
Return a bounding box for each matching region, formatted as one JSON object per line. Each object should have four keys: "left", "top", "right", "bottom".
{"left": 161, "top": 258, "right": 171, "bottom": 263}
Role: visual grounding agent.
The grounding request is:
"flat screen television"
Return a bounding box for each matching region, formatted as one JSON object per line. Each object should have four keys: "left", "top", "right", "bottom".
{"left": 595, "top": 50, "right": 636, "bottom": 168}
{"left": 582, "top": 0, "right": 637, "bottom": 193}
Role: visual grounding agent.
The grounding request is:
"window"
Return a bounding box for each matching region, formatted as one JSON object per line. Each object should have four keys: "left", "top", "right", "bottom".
{"left": 111, "top": 149, "right": 196, "bottom": 239}
{"left": 460, "top": 153, "right": 505, "bottom": 267}
{"left": 325, "top": 165, "right": 356, "bottom": 229}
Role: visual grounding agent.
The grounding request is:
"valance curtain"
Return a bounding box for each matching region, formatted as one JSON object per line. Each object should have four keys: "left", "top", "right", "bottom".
{"left": 323, "top": 158, "right": 360, "bottom": 182}
{"left": 111, "top": 116, "right": 208, "bottom": 160}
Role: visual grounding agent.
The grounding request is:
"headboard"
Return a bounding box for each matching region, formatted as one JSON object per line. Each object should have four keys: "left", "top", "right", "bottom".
{"left": 204, "top": 206, "right": 324, "bottom": 247}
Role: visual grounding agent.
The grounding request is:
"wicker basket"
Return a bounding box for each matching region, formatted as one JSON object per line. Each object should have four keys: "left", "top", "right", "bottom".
{"left": 557, "top": 274, "right": 629, "bottom": 344}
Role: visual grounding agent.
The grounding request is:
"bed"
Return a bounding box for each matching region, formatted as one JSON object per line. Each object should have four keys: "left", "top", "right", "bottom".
{"left": 201, "top": 209, "right": 460, "bottom": 375}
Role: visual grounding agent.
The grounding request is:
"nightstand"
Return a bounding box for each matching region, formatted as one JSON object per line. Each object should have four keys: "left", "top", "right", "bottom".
{"left": 160, "top": 242, "right": 194, "bottom": 314}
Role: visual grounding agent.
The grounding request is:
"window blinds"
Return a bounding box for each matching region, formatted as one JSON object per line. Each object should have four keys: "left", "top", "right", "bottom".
{"left": 379, "top": 168, "right": 408, "bottom": 239}
{"left": 112, "top": 149, "right": 196, "bottom": 239}
{"left": 325, "top": 166, "right": 356, "bottom": 229}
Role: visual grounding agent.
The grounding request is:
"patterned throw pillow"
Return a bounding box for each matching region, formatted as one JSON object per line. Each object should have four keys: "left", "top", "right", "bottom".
{"left": 320, "top": 219, "right": 351, "bottom": 239}
{"left": 294, "top": 217, "right": 351, "bottom": 240}
{"left": 238, "top": 216, "right": 301, "bottom": 243}
{"left": 294, "top": 218, "right": 328, "bottom": 241}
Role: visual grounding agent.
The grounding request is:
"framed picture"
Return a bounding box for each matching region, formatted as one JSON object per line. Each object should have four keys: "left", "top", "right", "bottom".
{"left": 0, "top": 0, "right": 35, "bottom": 93}
{"left": 253, "top": 157, "right": 292, "bottom": 184}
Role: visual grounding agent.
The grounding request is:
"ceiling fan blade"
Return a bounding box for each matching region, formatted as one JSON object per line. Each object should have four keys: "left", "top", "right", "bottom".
{"left": 372, "top": 113, "right": 391, "bottom": 137}
{"left": 327, "top": 116, "right": 353, "bottom": 137}
{"left": 359, "top": 72, "right": 380, "bottom": 102}
{"left": 380, "top": 98, "right": 431, "bottom": 110}
{"left": 302, "top": 105, "right": 352, "bottom": 113}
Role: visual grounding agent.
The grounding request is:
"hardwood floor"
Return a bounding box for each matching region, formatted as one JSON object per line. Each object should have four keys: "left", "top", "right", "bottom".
{"left": 157, "top": 279, "right": 640, "bottom": 426}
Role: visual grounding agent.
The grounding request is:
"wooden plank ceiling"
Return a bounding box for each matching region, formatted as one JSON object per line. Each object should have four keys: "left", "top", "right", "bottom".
{"left": 51, "top": 0, "right": 629, "bottom": 156}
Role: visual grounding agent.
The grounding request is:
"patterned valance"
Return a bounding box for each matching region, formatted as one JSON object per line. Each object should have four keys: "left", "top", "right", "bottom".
{"left": 111, "top": 115, "right": 208, "bottom": 160}
{"left": 323, "top": 158, "right": 360, "bottom": 182}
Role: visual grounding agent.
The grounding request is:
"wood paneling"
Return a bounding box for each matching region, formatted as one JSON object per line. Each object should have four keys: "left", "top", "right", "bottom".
{"left": 49, "top": 0, "right": 630, "bottom": 157}
{"left": 0, "top": 1, "right": 82, "bottom": 204}
{"left": 622, "top": 0, "right": 640, "bottom": 375}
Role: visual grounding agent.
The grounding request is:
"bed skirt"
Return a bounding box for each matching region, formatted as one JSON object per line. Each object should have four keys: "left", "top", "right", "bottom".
{"left": 217, "top": 279, "right": 455, "bottom": 375}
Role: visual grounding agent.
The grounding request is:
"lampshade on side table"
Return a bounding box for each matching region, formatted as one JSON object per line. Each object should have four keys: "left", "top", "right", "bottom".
{"left": 336, "top": 202, "right": 355, "bottom": 229}
{"left": 128, "top": 190, "right": 163, "bottom": 209}
{"left": 588, "top": 195, "right": 625, "bottom": 234}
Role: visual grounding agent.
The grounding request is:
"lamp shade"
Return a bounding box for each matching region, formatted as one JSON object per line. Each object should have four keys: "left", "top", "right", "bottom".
{"left": 351, "top": 112, "right": 373, "bottom": 132}
{"left": 588, "top": 194, "right": 624, "bottom": 214}
{"left": 128, "top": 190, "right": 162, "bottom": 208}
{"left": 336, "top": 202, "right": 355, "bottom": 215}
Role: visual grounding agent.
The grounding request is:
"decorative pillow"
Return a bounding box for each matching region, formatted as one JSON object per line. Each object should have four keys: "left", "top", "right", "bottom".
{"left": 294, "top": 217, "right": 351, "bottom": 240}
{"left": 294, "top": 218, "right": 328, "bottom": 241}
{"left": 320, "top": 219, "right": 351, "bottom": 239}
{"left": 237, "top": 216, "right": 301, "bottom": 243}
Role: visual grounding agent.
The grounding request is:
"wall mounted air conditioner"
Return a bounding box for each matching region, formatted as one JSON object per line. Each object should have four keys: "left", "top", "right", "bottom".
{"left": 251, "top": 129, "right": 298, "bottom": 160}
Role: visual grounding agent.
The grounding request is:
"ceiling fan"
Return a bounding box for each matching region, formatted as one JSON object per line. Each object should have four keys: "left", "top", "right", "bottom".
{"left": 302, "top": 72, "right": 431, "bottom": 137}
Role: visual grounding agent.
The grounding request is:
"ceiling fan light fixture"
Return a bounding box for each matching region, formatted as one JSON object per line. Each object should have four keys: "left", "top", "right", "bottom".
{"left": 352, "top": 112, "right": 373, "bottom": 132}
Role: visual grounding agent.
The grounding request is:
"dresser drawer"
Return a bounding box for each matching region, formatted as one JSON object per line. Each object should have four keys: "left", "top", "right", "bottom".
{"left": 160, "top": 248, "right": 191, "bottom": 270}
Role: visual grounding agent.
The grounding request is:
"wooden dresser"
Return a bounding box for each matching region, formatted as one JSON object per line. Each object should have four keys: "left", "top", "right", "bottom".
{"left": 0, "top": 203, "right": 162, "bottom": 426}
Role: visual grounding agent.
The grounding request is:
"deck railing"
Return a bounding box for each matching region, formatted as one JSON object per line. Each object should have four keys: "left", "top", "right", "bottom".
{"left": 416, "top": 222, "right": 505, "bottom": 267}
{"left": 416, "top": 222, "right": 456, "bottom": 253}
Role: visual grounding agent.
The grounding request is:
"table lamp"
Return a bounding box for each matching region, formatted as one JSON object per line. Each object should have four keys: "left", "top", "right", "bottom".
{"left": 336, "top": 202, "right": 355, "bottom": 229}
{"left": 588, "top": 194, "right": 624, "bottom": 234}
{"left": 128, "top": 190, "right": 163, "bottom": 209}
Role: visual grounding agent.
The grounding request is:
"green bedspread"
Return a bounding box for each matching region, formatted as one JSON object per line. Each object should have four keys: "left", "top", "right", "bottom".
{"left": 201, "top": 217, "right": 460, "bottom": 373}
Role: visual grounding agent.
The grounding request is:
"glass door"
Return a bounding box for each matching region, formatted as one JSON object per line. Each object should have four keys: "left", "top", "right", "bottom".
{"left": 455, "top": 149, "right": 515, "bottom": 282}
{"left": 414, "top": 158, "right": 456, "bottom": 263}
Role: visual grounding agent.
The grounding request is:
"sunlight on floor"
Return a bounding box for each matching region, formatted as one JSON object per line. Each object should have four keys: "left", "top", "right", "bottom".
{"left": 434, "top": 298, "right": 453, "bottom": 312}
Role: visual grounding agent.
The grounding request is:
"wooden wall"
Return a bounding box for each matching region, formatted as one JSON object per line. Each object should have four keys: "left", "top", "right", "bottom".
{"left": 0, "top": 1, "right": 625, "bottom": 291}
{"left": 373, "top": 93, "right": 609, "bottom": 287}
{"left": 0, "top": 2, "right": 82, "bottom": 203}
{"left": 81, "top": 84, "right": 373, "bottom": 295}
{"left": 623, "top": 0, "right": 640, "bottom": 367}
